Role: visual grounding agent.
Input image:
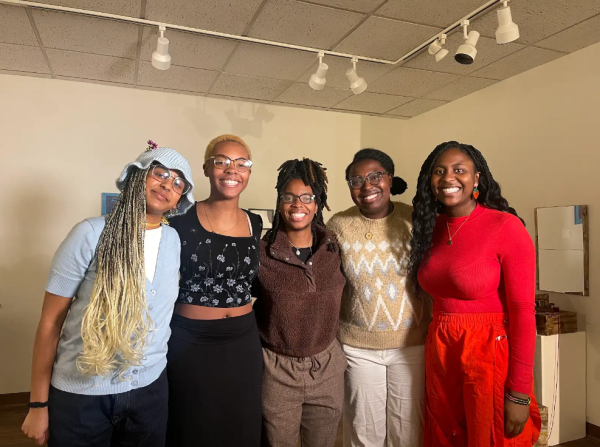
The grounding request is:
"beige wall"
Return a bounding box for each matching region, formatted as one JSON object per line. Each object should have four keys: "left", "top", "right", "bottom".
{"left": 0, "top": 74, "right": 403, "bottom": 393}
{"left": 391, "top": 42, "right": 600, "bottom": 426}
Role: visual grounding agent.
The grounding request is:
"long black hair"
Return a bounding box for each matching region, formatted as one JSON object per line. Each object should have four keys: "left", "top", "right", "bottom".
{"left": 345, "top": 148, "right": 408, "bottom": 195}
{"left": 408, "top": 141, "right": 523, "bottom": 284}
{"left": 265, "top": 158, "right": 330, "bottom": 245}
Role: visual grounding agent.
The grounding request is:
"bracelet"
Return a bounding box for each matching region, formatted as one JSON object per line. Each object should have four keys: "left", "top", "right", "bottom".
{"left": 28, "top": 401, "right": 49, "bottom": 409}
{"left": 505, "top": 393, "right": 531, "bottom": 406}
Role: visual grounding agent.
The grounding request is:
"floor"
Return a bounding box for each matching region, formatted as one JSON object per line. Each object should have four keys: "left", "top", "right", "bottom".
{"left": 1, "top": 403, "right": 598, "bottom": 447}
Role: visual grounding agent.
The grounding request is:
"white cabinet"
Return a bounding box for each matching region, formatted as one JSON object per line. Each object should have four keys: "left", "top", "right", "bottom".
{"left": 533, "top": 332, "right": 586, "bottom": 445}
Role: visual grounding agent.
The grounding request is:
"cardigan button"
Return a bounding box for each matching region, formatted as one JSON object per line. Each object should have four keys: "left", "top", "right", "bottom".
{"left": 150, "top": 290, "right": 156, "bottom": 296}
{"left": 308, "top": 262, "right": 312, "bottom": 266}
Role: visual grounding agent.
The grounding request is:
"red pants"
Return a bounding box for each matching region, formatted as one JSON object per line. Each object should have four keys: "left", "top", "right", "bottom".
{"left": 424, "top": 313, "right": 541, "bottom": 447}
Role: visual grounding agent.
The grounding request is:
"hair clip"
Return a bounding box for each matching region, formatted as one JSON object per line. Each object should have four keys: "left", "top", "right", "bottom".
{"left": 146, "top": 140, "right": 158, "bottom": 152}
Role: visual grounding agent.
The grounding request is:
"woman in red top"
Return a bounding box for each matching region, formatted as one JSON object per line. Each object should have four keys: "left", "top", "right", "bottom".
{"left": 408, "top": 141, "right": 541, "bottom": 446}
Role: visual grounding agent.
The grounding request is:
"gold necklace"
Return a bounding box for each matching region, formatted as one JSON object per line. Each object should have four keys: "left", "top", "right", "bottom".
{"left": 364, "top": 202, "right": 394, "bottom": 240}
{"left": 446, "top": 206, "right": 476, "bottom": 245}
{"left": 203, "top": 201, "right": 240, "bottom": 234}
{"left": 146, "top": 221, "right": 161, "bottom": 228}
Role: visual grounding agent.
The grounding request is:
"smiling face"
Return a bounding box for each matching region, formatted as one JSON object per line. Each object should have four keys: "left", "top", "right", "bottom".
{"left": 203, "top": 141, "right": 251, "bottom": 200}
{"left": 145, "top": 167, "right": 183, "bottom": 216}
{"left": 348, "top": 159, "right": 392, "bottom": 219}
{"left": 430, "top": 148, "right": 480, "bottom": 216}
{"left": 279, "top": 178, "right": 317, "bottom": 233}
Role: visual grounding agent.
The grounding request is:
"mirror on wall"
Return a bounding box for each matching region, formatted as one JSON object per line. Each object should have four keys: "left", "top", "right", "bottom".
{"left": 535, "top": 205, "right": 589, "bottom": 296}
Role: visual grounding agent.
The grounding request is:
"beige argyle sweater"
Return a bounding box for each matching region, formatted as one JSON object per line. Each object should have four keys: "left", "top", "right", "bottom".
{"left": 327, "top": 202, "right": 430, "bottom": 350}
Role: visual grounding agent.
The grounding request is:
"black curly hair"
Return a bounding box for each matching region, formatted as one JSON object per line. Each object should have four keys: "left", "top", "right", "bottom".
{"left": 265, "top": 158, "right": 330, "bottom": 245}
{"left": 345, "top": 148, "right": 408, "bottom": 195}
{"left": 408, "top": 141, "right": 523, "bottom": 285}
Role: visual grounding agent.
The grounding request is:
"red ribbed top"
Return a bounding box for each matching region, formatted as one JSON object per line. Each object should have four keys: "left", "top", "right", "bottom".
{"left": 418, "top": 205, "right": 536, "bottom": 394}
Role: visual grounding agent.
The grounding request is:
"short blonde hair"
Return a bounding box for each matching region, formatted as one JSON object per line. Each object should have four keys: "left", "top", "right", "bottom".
{"left": 204, "top": 134, "right": 251, "bottom": 161}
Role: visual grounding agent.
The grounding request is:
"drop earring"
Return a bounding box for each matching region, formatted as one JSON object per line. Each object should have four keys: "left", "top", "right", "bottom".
{"left": 473, "top": 186, "right": 479, "bottom": 200}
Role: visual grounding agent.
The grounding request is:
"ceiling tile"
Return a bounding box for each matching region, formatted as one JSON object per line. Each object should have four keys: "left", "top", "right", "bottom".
{"left": 335, "top": 16, "right": 440, "bottom": 60}
{"left": 470, "top": 46, "right": 565, "bottom": 80}
{"left": 274, "top": 83, "right": 353, "bottom": 107}
{"left": 0, "top": 5, "right": 38, "bottom": 46}
{"left": 376, "top": 0, "right": 484, "bottom": 28}
{"left": 210, "top": 73, "right": 290, "bottom": 101}
{"left": 298, "top": 55, "right": 393, "bottom": 89}
{"left": 33, "top": 10, "right": 138, "bottom": 58}
{"left": 473, "top": 0, "right": 600, "bottom": 45}
{"left": 425, "top": 76, "right": 498, "bottom": 101}
{"left": 387, "top": 98, "right": 447, "bottom": 116}
{"left": 405, "top": 33, "right": 524, "bottom": 75}
{"left": 27, "top": 0, "right": 141, "bottom": 17}
{"left": 370, "top": 67, "right": 458, "bottom": 97}
{"left": 46, "top": 49, "right": 135, "bottom": 83}
{"left": 331, "top": 92, "right": 413, "bottom": 113}
{"left": 0, "top": 43, "right": 50, "bottom": 73}
{"left": 146, "top": 0, "right": 265, "bottom": 34}
{"left": 0, "top": 69, "right": 52, "bottom": 79}
{"left": 137, "top": 62, "right": 217, "bottom": 93}
{"left": 140, "top": 28, "right": 236, "bottom": 71}
{"left": 535, "top": 14, "right": 600, "bottom": 53}
{"left": 381, "top": 114, "right": 411, "bottom": 119}
{"left": 224, "top": 43, "right": 315, "bottom": 81}
{"left": 306, "top": 0, "right": 384, "bottom": 13}
{"left": 248, "top": 0, "right": 364, "bottom": 49}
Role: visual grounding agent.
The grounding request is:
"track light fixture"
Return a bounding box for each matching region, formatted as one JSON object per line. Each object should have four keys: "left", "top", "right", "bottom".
{"left": 495, "top": 0, "right": 520, "bottom": 44}
{"left": 428, "top": 34, "right": 449, "bottom": 62}
{"left": 308, "top": 52, "right": 328, "bottom": 91}
{"left": 152, "top": 25, "right": 171, "bottom": 70}
{"left": 455, "top": 20, "right": 480, "bottom": 65}
{"left": 346, "top": 57, "right": 367, "bottom": 95}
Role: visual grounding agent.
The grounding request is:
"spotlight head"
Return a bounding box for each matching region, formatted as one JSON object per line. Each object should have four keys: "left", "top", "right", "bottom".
{"left": 496, "top": 2, "right": 520, "bottom": 44}
{"left": 309, "top": 53, "right": 328, "bottom": 91}
{"left": 428, "top": 40, "right": 442, "bottom": 55}
{"left": 346, "top": 68, "right": 367, "bottom": 95}
{"left": 435, "top": 48, "right": 449, "bottom": 62}
{"left": 152, "top": 26, "right": 171, "bottom": 70}
{"left": 455, "top": 30, "right": 480, "bottom": 65}
{"left": 346, "top": 58, "right": 367, "bottom": 95}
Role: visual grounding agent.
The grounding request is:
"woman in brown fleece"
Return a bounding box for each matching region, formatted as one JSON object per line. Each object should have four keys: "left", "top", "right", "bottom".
{"left": 253, "top": 158, "right": 347, "bottom": 447}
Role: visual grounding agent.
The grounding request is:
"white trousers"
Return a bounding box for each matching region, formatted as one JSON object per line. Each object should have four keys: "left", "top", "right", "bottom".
{"left": 342, "top": 344, "right": 425, "bottom": 447}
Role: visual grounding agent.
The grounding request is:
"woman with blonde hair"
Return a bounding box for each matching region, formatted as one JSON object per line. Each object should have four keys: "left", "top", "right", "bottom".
{"left": 166, "top": 134, "right": 263, "bottom": 446}
{"left": 21, "top": 142, "right": 195, "bottom": 446}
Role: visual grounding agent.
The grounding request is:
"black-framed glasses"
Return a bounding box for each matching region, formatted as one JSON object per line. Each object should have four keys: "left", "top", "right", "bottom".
{"left": 208, "top": 154, "right": 253, "bottom": 173}
{"left": 151, "top": 164, "right": 192, "bottom": 195}
{"left": 280, "top": 193, "right": 316, "bottom": 204}
{"left": 347, "top": 171, "right": 390, "bottom": 190}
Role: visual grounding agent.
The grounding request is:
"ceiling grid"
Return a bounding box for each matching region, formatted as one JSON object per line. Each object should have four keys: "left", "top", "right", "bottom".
{"left": 0, "top": 0, "right": 598, "bottom": 118}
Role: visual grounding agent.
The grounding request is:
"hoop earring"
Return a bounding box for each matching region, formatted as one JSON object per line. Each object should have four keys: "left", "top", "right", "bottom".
{"left": 473, "top": 186, "right": 480, "bottom": 200}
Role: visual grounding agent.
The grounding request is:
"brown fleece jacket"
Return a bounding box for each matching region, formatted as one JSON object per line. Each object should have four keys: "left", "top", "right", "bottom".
{"left": 253, "top": 225, "right": 346, "bottom": 358}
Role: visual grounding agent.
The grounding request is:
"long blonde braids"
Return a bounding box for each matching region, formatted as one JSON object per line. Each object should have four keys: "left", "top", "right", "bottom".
{"left": 77, "top": 167, "right": 154, "bottom": 378}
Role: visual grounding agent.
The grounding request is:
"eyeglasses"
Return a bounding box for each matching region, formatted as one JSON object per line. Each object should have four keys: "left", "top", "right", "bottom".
{"left": 151, "top": 164, "right": 192, "bottom": 195}
{"left": 208, "top": 154, "right": 253, "bottom": 173}
{"left": 347, "top": 171, "right": 390, "bottom": 190}
{"left": 280, "top": 193, "right": 316, "bottom": 204}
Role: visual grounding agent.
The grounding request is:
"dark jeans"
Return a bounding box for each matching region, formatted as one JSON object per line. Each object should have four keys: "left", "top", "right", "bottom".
{"left": 48, "top": 369, "right": 168, "bottom": 447}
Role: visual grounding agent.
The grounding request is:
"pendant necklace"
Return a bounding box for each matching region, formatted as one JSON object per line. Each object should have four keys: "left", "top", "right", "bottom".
{"left": 289, "top": 237, "right": 313, "bottom": 256}
{"left": 365, "top": 202, "right": 394, "bottom": 240}
{"left": 446, "top": 205, "right": 476, "bottom": 245}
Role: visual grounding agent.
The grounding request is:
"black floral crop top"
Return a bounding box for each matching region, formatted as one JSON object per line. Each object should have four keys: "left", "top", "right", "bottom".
{"left": 170, "top": 203, "right": 262, "bottom": 308}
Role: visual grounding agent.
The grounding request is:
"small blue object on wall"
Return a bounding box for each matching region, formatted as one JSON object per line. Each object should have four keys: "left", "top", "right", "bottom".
{"left": 574, "top": 205, "right": 583, "bottom": 225}
{"left": 102, "top": 193, "right": 120, "bottom": 215}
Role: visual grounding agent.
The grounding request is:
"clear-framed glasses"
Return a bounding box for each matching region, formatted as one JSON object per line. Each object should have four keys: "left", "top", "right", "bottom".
{"left": 280, "top": 193, "right": 316, "bottom": 204}
{"left": 208, "top": 154, "right": 253, "bottom": 173}
{"left": 347, "top": 171, "right": 390, "bottom": 190}
{"left": 151, "top": 164, "right": 192, "bottom": 195}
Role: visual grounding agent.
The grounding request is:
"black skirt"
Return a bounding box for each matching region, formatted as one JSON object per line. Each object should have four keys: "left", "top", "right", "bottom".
{"left": 166, "top": 312, "right": 263, "bottom": 447}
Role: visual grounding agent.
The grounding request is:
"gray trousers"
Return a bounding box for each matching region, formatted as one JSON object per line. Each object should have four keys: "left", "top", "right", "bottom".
{"left": 261, "top": 340, "right": 347, "bottom": 447}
